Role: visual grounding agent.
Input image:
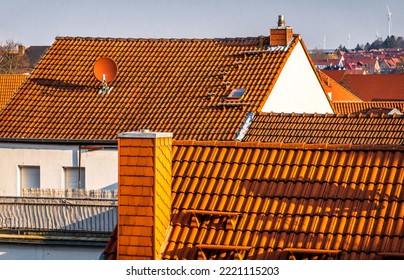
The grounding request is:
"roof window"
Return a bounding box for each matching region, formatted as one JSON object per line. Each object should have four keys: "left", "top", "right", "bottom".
{"left": 227, "top": 88, "right": 246, "bottom": 99}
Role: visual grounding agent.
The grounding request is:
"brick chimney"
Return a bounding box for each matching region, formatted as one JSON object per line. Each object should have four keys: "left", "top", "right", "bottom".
{"left": 270, "top": 15, "right": 293, "bottom": 46}
{"left": 117, "top": 130, "right": 172, "bottom": 260}
{"left": 18, "top": 44, "right": 25, "bottom": 55}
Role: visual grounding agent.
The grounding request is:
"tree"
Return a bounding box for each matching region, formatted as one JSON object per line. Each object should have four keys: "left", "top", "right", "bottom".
{"left": 338, "top": 44, "right": 348, "bottom": 52}
{"left": 0, "top": 39, "right": 29, "bottom": 74}
{"left": 396, "top": 36, "right": 404, "bottom": 48}
{"left": 354, "top": 44, "right": 363, "bottom": 51}
{"left": 383, "top": 35, "right": 397, "bottom": 48}
{"left": 310, "top": 47, "right": 327, "bottom": 60}
{"left": 369, "top": 38, "right": 383, "bottom": 50}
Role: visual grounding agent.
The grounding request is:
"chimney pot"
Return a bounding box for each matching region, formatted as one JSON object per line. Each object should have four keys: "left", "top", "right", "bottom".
{"left": 278, "top": 15, "right": 285, "bottom": 28}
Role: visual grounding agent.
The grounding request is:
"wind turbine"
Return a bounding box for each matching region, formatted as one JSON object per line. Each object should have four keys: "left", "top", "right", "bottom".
{"left": 386, "top": 2, "right": 392, "bottom": 37}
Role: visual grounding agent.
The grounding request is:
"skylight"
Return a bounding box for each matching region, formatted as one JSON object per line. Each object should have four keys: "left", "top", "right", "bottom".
{"left": 227, "top": 88, "right": 246, "bottom": 99}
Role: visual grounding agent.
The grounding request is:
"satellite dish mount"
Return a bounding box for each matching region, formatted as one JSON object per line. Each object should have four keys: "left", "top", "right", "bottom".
{"left": 100, "top": 74, "right": 112, "bottom": 94}
{"left": 93, "top": 57, "right": 118, "bottom": 94}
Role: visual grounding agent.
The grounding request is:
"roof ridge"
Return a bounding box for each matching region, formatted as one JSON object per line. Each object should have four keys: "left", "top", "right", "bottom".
{"left": 54, "top": 36, "right": 268, "bottom": 42}
{"left": 256, "top": 112, "right": 404, "bottom": 119}
{"left": 172, "top": 140, "right": 404, "bottom": 151}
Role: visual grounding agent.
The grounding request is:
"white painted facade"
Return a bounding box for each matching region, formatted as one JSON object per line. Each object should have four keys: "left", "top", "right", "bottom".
{"left": 0, "top": 142, "right": 118, "bottom": 196}
{"left": 0, "top": 243, "right": 104, "bottom": 260}
{"left": 262, "top": 41, "right": 334, "bottom": 114}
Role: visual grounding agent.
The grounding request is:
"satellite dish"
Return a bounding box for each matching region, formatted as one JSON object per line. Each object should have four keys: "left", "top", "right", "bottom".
{"left": 93, "top": 57, "right": 118, "bottom": 83}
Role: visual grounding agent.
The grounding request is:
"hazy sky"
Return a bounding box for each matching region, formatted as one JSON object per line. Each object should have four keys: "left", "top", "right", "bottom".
{"left": 1, "top": 0, "right": 403, "bottom": 49}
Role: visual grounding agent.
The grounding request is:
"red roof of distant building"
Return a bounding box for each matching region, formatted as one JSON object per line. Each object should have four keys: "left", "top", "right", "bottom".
{"left": 340, "top": 74, "right": 404, "bottom": 101}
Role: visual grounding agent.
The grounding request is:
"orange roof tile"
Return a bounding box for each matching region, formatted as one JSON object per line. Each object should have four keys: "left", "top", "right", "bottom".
{"left": 321, "top": 69, "right": 346, "bottom": 82}
{"left": 0, "top": 74, "right": 28, "bottom": 110}
{"left": 333, "top": 101, "right": 404, "bottom": 115}
{"left": 105, "top": 140, "right": 404, "bottom": 260}
{"left": 0, "top": 36, "right": 300, "bottom": 141}
{"left": 318, "top": 71, "right": 362, "bottom": 102}
{"left": 339, "top": 74, "right": 404, "bottom": 101}
{"left": 242, "top": 112, "right": 404, "bottom": 145}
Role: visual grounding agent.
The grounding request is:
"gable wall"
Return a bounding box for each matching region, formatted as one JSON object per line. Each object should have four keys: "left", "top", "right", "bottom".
{"left": 262, "top": 41, "right": 334, "bottom": 114}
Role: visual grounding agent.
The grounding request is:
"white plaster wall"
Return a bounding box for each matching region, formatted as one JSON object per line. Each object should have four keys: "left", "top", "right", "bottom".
{"left": 262, "top": 41, "right": 334, "bottom": 114}
{"left": 0, "top": 243, "right": 104, "bottom": 260}
{"left": 0, "top": 143, "right": 118, "bottom": 196}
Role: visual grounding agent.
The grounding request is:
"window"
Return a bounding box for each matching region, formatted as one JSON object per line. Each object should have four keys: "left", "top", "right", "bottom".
{"left": 20, "top": 166, "right": 40, "bottom": 189}
{"left": 227, "top": 88, "right": 246, "bottom": 99}
{"left": 64, "top": 167, "right": 85, "bottom": 189}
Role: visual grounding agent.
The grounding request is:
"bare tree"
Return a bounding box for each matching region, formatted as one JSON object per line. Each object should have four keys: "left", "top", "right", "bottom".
{"left": 0, "top": 39, "right": 29, "bottom": 74}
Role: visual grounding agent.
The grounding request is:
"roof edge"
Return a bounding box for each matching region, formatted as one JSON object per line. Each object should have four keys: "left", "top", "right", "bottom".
{"left": 0, "top": 138, "right": 118, "bottom": 146}
{"left": 172, "top": 140, "right": 404, "bottom": 151}
{"left": 256, "top": 111, "right": 404, "bottom": 119}
{"left": 300, "top": 39, "right": 336, "bottom": 113}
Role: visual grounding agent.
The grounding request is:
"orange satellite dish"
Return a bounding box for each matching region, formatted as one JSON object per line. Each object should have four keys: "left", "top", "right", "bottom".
{"left": 93, "top": 57, "right": 118, "bottom": 83}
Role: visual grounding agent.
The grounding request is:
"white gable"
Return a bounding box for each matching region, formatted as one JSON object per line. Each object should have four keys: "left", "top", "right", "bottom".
{"left": 262, "top": 41, "right": 334, "bottom": 114}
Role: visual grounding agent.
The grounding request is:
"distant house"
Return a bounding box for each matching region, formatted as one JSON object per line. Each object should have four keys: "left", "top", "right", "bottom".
{"left": 344, "top": 58, "right": 380, "bottom": 74}
{"left": 25, "top": 46, "right": 50, "bottom": 70}
{"left": 0, "top": 17, "right": 334, "bottom": 196}
{"left": 103, "top": 129, "right": 404, "bottom": 260}
{"left": 339, "top": 74, "right": 404, "bottom": 101}
{"left": 312, "top": 57, "right": 344, "bottom": 70}
{"left": 0, "top": 74, "right": 28, "bottom": 110}
{"left": 320, "top": 70, "right": 404, "bottom": 101}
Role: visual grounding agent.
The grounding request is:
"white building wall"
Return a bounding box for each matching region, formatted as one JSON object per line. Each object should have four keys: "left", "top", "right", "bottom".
{"left": 262, "top": 41, "right": 334, "bottom": 114}
{"left": 0, "top": 143, "right": 118, "bottom": 196}
{"left": 0, "top": 243, "right": 104, "bottom": 260}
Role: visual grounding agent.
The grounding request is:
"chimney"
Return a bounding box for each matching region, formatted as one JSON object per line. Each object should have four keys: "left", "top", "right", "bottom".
{"left": 270, "top": 15, "right": 294, "bottom": 46}
{"left": 117, "top": 130, "right": 172, "bottom": 260}
{"left": 18, "top": 44, "right": 25, "bottom": 55}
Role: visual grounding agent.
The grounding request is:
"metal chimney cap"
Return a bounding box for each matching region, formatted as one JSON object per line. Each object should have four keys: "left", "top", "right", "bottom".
{"left": 118, "top": 131, "right": 173, "bottom": 139}
{"left": 278, "top": 15, "right": 285, "bottom": 28}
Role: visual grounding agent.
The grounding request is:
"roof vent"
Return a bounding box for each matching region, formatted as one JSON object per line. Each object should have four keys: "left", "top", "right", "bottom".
{"left": 93, "top": 57, "right": 118, "bottom": 94}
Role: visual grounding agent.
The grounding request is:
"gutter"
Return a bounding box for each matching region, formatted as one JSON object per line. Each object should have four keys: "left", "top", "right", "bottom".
{"left": 0, "top": 138, "right": 118, "bottom": 146}
{"left": 0, "top": 233, "right": 109, "bottom": 247}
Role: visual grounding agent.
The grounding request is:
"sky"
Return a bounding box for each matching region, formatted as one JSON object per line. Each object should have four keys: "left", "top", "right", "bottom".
{"left": 0, "top": 0, "right": 403, "bottom": 50}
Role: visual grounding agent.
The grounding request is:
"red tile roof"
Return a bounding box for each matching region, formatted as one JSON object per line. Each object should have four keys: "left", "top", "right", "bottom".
{"left": 170, "top": 141, "right": 404, "bottom": 260}
{"left": 333, "top": 101, "right": 404, "bottom": 115}
{"left": 242, "top": 112, "right": 404, "bottom": 145}
{"left": 0, "top": 74, "right": 28, "bottom": 110}
{"left": 338, "top": 74, "right": 404, "bottom": 101}
{"left": 321, "top": 70, "right": 345, "bottom": 82}
{"left": 318, "top": 71, "right": 362, "bottom": 102}
{"left": 0, "top": 36, "right": 301, "bottom": 141}
{"left": 104, "top": 140, "right": 404, "bottom": 260}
